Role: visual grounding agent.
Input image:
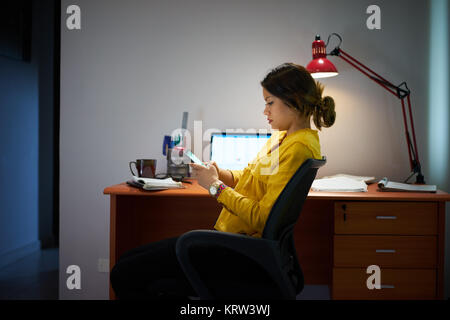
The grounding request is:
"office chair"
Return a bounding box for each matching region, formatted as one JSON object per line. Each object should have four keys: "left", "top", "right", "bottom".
{"left": 175, "top": 157, "right": 326, "bottom": 299}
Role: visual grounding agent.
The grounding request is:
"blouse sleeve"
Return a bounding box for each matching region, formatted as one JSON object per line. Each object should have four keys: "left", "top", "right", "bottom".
{"left": 228, "top": 169, "right": 243, "bottom": 186}
{"left": 216, "top": 143, "right": 313, "bottom": 235}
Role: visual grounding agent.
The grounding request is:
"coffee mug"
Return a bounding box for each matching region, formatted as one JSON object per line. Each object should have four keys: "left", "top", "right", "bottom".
{"left": 129, "top": 159, "right": 157, "bottom": 178}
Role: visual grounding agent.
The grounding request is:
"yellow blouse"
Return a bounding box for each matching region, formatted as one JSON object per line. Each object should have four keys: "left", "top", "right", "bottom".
{"left": 214, "top": 128, "right": 321, "bottom": 238}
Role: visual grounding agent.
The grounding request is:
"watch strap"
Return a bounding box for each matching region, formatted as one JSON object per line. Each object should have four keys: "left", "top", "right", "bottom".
{"left": 215, "top": 183, "right": 227, "bottom": 199}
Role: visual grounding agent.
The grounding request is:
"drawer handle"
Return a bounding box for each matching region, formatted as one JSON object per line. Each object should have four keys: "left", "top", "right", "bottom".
{"left": 375, "top": 249, "right": 396, "bottom": 253}
{"left": 380, "top": 284, "right": 395, "bottom": 289}
{"left": 376, "top": 216, "right": 397, "bottom": 220}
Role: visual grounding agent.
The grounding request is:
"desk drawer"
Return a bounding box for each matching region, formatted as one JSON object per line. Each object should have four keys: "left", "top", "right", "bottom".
{"left": 334, "top": 235, "right": 437, "bottom": 268}
{"left": 335, "top": 202, "right": 437, "bottom": 235}
{"left": 332, "top": 268, "right": 436, "bottom": 300}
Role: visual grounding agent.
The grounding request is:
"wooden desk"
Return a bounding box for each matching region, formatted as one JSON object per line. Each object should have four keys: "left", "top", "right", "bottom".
{"left": 104, "top": 179, "right": 449, "bottom": 300}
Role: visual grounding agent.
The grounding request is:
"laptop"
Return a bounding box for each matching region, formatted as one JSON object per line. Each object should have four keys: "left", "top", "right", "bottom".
{"left": 210, "top": 132, "right": 271, "bottom": 170}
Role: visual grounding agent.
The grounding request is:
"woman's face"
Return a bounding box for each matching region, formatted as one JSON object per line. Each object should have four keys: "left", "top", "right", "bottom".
{"left": 263, "top": 87, "right": 300, "bottom": 131}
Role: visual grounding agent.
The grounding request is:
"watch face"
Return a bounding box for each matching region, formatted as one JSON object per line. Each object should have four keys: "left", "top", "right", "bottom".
{"left": 209, "top": 186, "right": 217, "bottom": 195}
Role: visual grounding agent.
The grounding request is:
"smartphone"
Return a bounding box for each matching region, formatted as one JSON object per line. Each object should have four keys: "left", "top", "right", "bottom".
{"left": 185, "top": 149, "right": 207, "bottom": 167}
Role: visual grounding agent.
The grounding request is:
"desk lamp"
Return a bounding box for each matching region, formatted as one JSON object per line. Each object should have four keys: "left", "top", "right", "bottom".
{"left": 306, "top": 33, "right": 425, "bottom": 184}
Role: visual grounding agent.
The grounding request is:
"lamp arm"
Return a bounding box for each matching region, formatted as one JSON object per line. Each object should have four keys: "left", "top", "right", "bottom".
{"left": 328, "top": 47, "right": 425, "bottom": 184}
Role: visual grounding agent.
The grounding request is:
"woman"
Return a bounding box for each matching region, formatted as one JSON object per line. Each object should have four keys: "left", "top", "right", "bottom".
{"left": 110, "top": 63, "right": 336, "bottom": 299}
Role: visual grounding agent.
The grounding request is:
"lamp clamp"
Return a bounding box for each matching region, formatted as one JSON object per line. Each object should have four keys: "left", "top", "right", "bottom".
{"left": 325, "top": 33, "right": 343, "bottom": 57}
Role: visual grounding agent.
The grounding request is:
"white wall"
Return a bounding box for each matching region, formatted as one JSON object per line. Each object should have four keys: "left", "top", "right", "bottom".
{"left": 60, "top": 0, "right": 449, "bottom": 299}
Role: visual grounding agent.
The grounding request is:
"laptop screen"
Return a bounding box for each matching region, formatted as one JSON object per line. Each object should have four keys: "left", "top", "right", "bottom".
{"left": 210, "top": 132, "right": 271, "bottom": 170}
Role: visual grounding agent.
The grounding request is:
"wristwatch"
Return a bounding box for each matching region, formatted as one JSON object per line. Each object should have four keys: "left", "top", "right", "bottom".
{"left": 209, "top": 180, "right": 227, "bottom": 198}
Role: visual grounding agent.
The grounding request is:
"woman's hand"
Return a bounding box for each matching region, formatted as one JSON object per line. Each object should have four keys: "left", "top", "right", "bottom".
{"left": 189, "top": 162, "right": 220, "bottom": 190}
{"left": 204, "top": 161, "right": 220, "bottom": 174}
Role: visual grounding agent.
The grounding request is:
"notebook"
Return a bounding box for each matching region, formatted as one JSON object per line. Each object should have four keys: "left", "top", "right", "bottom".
{"left": 128, "top": 176, "right": 185, "bottom": 191}
{"left": 377, "top": 178, "right": 437, "bottom": 193}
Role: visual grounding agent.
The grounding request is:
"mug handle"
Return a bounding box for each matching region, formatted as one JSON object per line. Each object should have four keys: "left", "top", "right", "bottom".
{"left": 129, "top": 161, "right": 138, "bottom": 177}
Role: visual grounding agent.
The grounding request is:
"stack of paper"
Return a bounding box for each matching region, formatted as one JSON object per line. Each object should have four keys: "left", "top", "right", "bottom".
{"left": 321, "top": 174, "right": 377, "bottom": 184}
{"left": 311, "top": 176, "right": 368, "bottom": 192}
{"left": 131, "top": 176, "right": 184, "bottom": 190}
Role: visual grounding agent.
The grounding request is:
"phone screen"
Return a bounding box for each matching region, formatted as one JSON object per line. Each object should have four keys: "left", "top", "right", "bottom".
{"left": 185, "top": 150, "right": 207, "bottom": 167}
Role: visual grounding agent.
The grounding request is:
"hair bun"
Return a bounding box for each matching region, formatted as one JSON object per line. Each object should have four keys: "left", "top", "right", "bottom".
{"left": 318, "top": 98, "right": 326, "bottom": 110}
{"left": 320, "top": 96, "right": 336, "bottom": 127}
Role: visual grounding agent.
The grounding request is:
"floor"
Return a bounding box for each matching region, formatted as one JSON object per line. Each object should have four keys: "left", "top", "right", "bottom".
{"left": 297, "top": 285, "right": 330, "bottom": 300}
{"left": 0, "top": 248, "right": 59, "bottom": 300}
{"left": 0, "top": 247, "right": 330, "bottom": 300}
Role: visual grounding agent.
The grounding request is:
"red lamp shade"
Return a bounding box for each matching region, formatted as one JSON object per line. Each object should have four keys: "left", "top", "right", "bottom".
{"left": 306, "top": 36, "right": 338, "bottom": 78}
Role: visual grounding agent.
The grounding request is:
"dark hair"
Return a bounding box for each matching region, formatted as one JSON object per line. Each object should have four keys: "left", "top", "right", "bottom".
{"left": 260, "top": 63, "right": 336, "bottom": 130}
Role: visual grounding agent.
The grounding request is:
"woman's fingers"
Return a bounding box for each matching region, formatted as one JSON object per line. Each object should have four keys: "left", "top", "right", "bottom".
{"left": 190, "top": 162, "right": 209, "bottom": 169}
{"left": 189, "top": 163, "right": 205, "bottom": 175}
{"left": 189, "top": 163, "right": 201, "bottom": 170}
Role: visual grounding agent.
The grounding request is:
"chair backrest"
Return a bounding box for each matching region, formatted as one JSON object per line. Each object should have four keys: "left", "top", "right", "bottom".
{"left": 262, "top": 157, "right": 326, "bottom": 241}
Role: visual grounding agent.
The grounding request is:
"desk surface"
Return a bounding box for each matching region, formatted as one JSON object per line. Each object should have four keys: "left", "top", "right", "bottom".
{"left": 104, "top": 179, "right": 450, "bottom": 201}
